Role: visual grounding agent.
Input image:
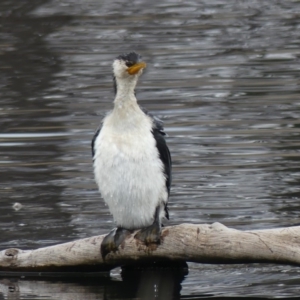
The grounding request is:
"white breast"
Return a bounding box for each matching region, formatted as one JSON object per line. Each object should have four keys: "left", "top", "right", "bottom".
{"left": 93, "top": 108, "right": 168, "bottom": 229}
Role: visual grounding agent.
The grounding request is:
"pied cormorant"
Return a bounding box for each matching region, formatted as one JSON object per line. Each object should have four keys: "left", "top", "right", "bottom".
{"left": 92, "top": 52, "right": 171, "bottom": 258}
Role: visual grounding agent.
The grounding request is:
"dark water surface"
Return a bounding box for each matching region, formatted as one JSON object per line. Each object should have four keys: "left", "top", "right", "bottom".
{"left": 1, "top": 0, "right": 300, "bottom": 298}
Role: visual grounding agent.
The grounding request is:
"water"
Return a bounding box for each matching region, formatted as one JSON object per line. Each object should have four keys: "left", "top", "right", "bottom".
{"left": 1, "top": 0, "right": 300, "bottom": 298}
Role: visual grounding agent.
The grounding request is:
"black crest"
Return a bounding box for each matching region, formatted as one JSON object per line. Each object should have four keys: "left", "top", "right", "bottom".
{"left": 113, "top": 52, "right": 142, "bottom": 94}
{"left": 117, "top": 52, "right": 141, "bottom": 67}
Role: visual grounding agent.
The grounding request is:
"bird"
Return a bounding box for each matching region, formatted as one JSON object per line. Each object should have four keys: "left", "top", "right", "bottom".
{"left": 91, "top": 52, "right": 172, "bottom": 258}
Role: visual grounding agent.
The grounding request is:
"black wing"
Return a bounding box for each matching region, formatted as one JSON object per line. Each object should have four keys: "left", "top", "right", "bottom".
{"left": 142, "top": 108, "right": 172, "bottom": 200}
{"left": 151, "top": 119, "right": 172, "bottom": 194}
{"left": 91, "top": 125, "right": 102, "bottom": 159}
{"left": 149, "top": 112, "right": 171, "bottom": 220}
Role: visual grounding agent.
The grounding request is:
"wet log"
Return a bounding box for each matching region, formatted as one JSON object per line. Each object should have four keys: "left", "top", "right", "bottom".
{"left": 1, "top": 222, "right": 300, "bottom": 273}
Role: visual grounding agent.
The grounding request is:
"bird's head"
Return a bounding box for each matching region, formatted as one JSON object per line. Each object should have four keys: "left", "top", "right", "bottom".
{"left": 113, "top": 52, "right": 146, "bottom": 79}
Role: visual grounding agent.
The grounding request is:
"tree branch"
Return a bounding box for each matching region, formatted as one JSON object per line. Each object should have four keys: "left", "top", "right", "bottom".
{"left": 1, "top": 223, "right": 300, "bottom": 273}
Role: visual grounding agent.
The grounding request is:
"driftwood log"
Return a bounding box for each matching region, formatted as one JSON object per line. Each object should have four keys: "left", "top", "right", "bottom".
{"left": 1, "top": 222, "right": 300, "bottom": 273}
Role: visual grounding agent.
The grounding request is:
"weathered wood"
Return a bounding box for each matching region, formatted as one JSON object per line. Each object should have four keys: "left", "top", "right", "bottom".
{"left": 1, "top": 223, "right": 300, "bottom": 272}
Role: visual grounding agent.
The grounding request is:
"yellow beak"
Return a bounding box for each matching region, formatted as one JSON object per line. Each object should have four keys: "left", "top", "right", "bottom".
{"left": 127, "top": 62, "right": 147, "bottom": 75}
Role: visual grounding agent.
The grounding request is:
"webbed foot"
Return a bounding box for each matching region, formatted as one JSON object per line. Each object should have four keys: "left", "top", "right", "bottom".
{"left": 134, "top": 220, "right": 161, "bottom": 245}
{"left": 101, "top": 227, "right": 132, "bottom": 259}
{"left": 134, "top": 205, "right": 164, "bottom": 245}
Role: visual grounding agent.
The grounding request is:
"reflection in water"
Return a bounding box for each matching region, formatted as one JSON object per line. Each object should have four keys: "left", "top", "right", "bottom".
{"left": 0, "top": 265, "right": 187, "bottom": 300}
{"left": 1, "top": 264, "right": 300, "bottom": 300}
{"left": 120, "top": 262, "right": 188, "bottom": 300}
{"left": 1, "top": 0, "right": 300, "bottom": 298}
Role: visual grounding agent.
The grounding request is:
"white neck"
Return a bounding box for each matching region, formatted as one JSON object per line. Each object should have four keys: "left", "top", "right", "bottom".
{"left": 114, "top": 76, "right": 138, "bottom": 108}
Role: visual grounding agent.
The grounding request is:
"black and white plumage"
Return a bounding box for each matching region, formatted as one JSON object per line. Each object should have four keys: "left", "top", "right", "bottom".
{"left": 92, "top": 52, "right": 171, "bottom": 253}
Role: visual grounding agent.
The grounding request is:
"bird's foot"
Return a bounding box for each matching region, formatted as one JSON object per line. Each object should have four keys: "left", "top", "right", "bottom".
{"left": 101, "top": 227, "right": 132, "bottom": 259}
{"left": 134, "top": 222, "right": 161, "bottom": 245}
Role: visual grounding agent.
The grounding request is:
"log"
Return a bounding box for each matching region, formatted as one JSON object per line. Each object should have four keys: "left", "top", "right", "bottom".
{"left": 1, "top": 222, "right": 300, "bottom": 273}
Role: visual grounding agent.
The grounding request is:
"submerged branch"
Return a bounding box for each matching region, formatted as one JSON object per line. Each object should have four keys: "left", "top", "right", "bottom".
{"left": 1, "top": 223, "right": 300, "bottom": 272}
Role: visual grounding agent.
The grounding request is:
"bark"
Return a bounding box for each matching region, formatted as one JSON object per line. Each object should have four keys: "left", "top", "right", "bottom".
{"left": 1, "top": 222, "right": 300, "bottom": 273}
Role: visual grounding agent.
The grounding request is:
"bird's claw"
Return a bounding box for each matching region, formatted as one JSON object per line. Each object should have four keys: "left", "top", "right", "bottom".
{"left": 134, "top": 222, "right": 161, "bottom": 245}
{"left": 101, "top": 228, "right": 132, "bottom": 259}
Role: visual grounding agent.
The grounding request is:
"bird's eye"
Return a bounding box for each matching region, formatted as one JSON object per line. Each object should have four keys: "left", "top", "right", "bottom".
{"left": 125, "top": 61, "right": 134, "bottom": 67}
